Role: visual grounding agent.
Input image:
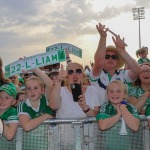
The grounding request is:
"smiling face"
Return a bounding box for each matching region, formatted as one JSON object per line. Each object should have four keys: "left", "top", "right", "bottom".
{"left": 67, "top": 63, "right": 84, "bottom": 85}
{"left": 139, "top": 64, "right": 150, "bottom": 84}
{"left": 107, "top": 81, "right": 127, "bottom": 105}
{"left": 0, "top": 91, "right": 16, "bottom": 113}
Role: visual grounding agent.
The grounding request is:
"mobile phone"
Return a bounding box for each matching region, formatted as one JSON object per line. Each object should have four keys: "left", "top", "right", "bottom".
{"left": 70, "top": 83, "right": 82, "bottom": 102}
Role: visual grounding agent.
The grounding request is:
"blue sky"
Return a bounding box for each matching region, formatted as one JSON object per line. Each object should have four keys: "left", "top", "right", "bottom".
{"left": 0, "top": 0, "right": 150, "bottom": 69}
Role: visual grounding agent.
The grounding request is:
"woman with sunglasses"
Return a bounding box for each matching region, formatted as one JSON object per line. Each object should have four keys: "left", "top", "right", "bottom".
{"left": 49, "top": 62, "right": 100, "bottom": 118}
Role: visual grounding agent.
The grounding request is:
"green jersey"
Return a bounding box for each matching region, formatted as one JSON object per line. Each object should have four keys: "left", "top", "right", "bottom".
{"left": 138, "top": 58, "right": 150, "bottom": 64}
{"left": 96, "top": 101, "right": 139, "bottom": 120}
{"left": 128, "top": 86, "right": 150, "bottom": 110}
{"left": 96, "top": 102, "right": 139, "bottom": 150}
{"left": 0, "top": 107, "right": 18, "bottom": 124}
{"left": 17, "top": 94, "right": 52, "bottom": 119}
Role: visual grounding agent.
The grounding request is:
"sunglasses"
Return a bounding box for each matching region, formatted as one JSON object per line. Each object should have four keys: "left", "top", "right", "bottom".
{"left": 68, "top": 69, "right": 82, "bottom": 75}
{"left": 105, "top": 54, "right": 118, "bottom": 60}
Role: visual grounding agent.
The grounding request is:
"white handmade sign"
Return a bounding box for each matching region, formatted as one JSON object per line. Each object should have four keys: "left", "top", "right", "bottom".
{"left": 46, "top": 43, "right": 82, "bottom": 58}
{"left": 5, "top": 49, "right": 66, "bottom": 78}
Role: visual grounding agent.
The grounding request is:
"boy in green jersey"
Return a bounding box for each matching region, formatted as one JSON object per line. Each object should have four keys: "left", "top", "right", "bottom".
{"left": 0, "top": 83, "right": 18, "bottom": 140}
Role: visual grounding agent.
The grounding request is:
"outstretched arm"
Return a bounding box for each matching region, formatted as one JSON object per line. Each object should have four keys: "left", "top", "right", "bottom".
{"left": 92, "top": 23, "right": 108, "bottom": 76}
{"left": 112, "top": 35, "right": 141, "bottom": 80}
{"left": 33, "top": 68, "right": 53, "bottom": 99}
{"left": 49, "top": 64, "right": 67, "bottom": 110}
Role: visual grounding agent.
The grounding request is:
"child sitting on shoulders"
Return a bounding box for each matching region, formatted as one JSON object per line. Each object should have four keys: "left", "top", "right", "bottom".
{"left": 136, "top": 47, "right": 150, "bottom": 64}
{"left": 0, "top": 83, "right": 18, "bottom": 140}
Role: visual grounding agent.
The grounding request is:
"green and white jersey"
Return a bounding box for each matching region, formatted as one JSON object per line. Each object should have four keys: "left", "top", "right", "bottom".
{"left": 96, "top": 101, "right": 139, "bottom": 121}
{"left": 17, "top": 94, "right": 52, "bottom": 119}
{"left": 138, "top": 58, "right": 150, "bottom": 64}
{"left": 89, "top": 69, "right": 133, "bottom": 105}
{"left": 0, "top": 107, "right": 18, "bottom": 124}
{"left": 128, "top": 86, "right": 150, "bottom": 109}
{"left": 96, "top": 102, "right": 139, "bottom": 150}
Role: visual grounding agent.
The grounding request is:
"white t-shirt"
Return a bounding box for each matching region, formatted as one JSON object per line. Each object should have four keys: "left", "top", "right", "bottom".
{"left": 89, "top": 69, "right": 134, "bottom": 105}
{"left": 56, "top": 86, "right": 100, "bottom": 118}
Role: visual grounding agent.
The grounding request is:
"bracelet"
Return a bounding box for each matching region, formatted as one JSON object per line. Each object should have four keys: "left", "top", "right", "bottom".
{"left": 83, "top": 106, "right": 90, "bottom": 113}
{"left": 67, "top": 60, "right": 71, "bottom": 63}
{"left": 66, "top": 57, "right": 70, "bottom": 59}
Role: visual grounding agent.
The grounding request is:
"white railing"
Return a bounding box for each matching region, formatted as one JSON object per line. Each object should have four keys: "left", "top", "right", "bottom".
{"left": 0, "top": 116, "right": 149, "bottom": 150}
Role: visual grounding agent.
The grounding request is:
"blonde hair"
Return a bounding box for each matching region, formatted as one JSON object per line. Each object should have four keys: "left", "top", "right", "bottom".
{"left": 136, "top": 47, "right": 148, "bottom": 58}
{"left": 25, "top": 75, "right": 44, "bottom": 88}
{"left": 106, "top": 80, "right": 128, "bottom": 99}
{"left": 67, "top": 62, "right": 83, "bottom": 70}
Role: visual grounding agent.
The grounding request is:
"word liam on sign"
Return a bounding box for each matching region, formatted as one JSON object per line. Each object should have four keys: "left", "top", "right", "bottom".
{"left": 5, "top": 49, "right": 66, "bottom": 78}
{"left": 46, "top": 43, "right": 82, "bottom": 58}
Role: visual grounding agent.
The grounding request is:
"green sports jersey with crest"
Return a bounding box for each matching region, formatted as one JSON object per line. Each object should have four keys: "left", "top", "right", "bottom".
{"left": 0, "top": 107, "right": 18, "bottom": 123}
{"left": 96, "top": 101, "right": 139, "bottom": 120}
{"left": 17, "top": 94, "right": 52, "bottom": 119}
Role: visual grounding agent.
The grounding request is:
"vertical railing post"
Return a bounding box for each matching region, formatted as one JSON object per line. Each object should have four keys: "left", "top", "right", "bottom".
{"left": 48, "top": 124, "right": 60, "bottom": 150}
{"left": 72, "top": 122, "right": 83, "bottom": 150}
{"left": 16, "top": 127, "right": 23, "bottom": 150}
{"left": 143, "top": 120, "right": 150, "bottom": 150}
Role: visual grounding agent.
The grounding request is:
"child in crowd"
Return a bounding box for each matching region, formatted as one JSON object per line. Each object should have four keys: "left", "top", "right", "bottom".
{"left": 18, "top": 77, "right": 25, "bottom": 90}
{"left": 17, "top": 75, "right": 53, "bottom": 132}
{"left": 0, "top": 83, "right": 18, "bottom": 140}
{"left": 136, "top": 47, "right": 150, "bottom": 64}
{"left": 12, "top": 91, "right": 27, "bottom": 109}
{"left": 9, "top": 75, "right": 20, "bottom": 91}
{"left": 96, "top": 80, "right": 140, "bottom": 150}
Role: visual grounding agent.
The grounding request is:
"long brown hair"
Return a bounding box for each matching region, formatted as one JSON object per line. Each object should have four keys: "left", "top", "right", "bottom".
{"left": 0, "top": 57, "right": 10, "bottom": 86}
{"left": 133, "top": 62, "right": 150, "bottom": 87}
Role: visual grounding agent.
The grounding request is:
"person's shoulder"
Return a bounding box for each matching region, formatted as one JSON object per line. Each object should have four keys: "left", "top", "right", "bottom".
{"left": 4, "top": 107, "right": 17, "bottom": 114}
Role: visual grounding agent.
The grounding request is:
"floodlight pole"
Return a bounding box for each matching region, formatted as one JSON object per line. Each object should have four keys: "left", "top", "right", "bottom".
{"left": 132, "top": 7, "right": 145, "bottom": 48}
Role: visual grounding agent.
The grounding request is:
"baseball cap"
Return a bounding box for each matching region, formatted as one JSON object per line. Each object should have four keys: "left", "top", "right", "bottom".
{"left": 0, "top": 83, "right": 17, "bottom": 99}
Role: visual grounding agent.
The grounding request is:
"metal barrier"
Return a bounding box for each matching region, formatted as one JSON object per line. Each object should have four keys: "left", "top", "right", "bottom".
{"left": 0, "top": 116, "right": 150, "bottom": 150}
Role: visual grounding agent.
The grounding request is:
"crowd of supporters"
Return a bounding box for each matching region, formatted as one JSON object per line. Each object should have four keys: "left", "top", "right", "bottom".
{"left": 0, "top": 23, "right": 150, "bottom": 149}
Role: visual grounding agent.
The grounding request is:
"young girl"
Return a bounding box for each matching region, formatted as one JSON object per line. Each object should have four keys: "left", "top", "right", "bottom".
{"left": 96, "top": 80, "right": 140, "bottom": 150}
{"left": 0, "top": 83, "right": 18, "bottom": 140}
{"left": 17, "top": 75, "right": 53, "bottom": 132}
{"left": 136, "top": 47, "right": 150, "bottom": 64}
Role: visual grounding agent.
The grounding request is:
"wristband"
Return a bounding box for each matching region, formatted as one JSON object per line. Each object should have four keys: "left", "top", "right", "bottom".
{"left": 66, "top": 57, "right": 70, "bottom": 59}
{"left": 67, "top": 60, "right": 71, "bottom": 63}
{"left": 83, "top": 107, "right": 90, "bottom": 113}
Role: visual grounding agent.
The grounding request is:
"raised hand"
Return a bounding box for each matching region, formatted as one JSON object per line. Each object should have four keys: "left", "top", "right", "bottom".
{"left": 112, "top": 35, "right": 127, "bottom": 51}
{"left": 96, "top": 23, "right": 108, "bottom": 38}
{"left": 57, "top": 64, "right": 67, "bottom": 82}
